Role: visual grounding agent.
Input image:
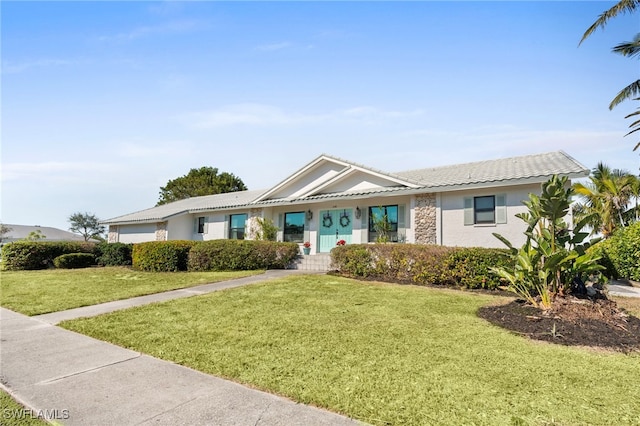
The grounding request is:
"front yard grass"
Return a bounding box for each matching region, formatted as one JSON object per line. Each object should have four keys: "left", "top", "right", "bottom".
{"left": 0, "top": 267, "right": 262, "bottom": 315}
{"left": 61, "top": 275, "right": 640, "bottom": 426}
{"left": 0, "top": 389, "right": 49, "bottom": 426}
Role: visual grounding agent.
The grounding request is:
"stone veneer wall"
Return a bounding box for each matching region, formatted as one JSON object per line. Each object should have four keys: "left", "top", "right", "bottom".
{"left": 414, "top": 194, "right": 437, "bottom": 245}
{"left": 245, "top": 208, "right": 264, "bottom": 240}
{"left": 108, "top": 226, "right": 119, "bottom": 243}
{"left": 155, "top": 222, "right": 168, "bottom": 241}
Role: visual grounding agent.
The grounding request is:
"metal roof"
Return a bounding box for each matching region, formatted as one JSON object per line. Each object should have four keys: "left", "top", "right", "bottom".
{"left": 395, "top": 151, "right": 588, "bottom": 187}
{"left": 1, "top": 224, "right": 87, "bottom": 242}
{"left": 103, "top": 151, "right": 589, "bottom": 225}
{"left": 102, "top": 190, "right": 266, "bottom": 224}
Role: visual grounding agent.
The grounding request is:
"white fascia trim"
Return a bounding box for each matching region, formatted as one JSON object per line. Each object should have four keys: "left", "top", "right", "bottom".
{"left": 252, "top": 155, "right": 348, "bottom": 203}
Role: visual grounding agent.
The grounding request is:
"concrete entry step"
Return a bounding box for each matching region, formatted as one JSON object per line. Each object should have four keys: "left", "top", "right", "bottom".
{"left": 289, "top": 254, "right": 332, "bottom": 272}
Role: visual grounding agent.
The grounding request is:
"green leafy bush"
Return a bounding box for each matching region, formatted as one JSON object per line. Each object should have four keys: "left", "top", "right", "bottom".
{"left": 132, "top": 241, "right": 197, "bottom": 272}
{"left": 331, "top": 244, "right": 507, "bottom": 289}
{"left": 592, "top": 222, "right": 640, "bottom": 280}
{"left": 444, "top": 247, "right": 511, "bottom": 289}
{"left": 188, "top": 240, "right": 299, "bottom": 271}
{"left": 53, "top": 253, "right": 96, "bottom": 269}
{"left": 94, "top": 242, "right": 133, "bottom": 266}
{"left": 1, "top": 241, "right": 95, "bottom": 270}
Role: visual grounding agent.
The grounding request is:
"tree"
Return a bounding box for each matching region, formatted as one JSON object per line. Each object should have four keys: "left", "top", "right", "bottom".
{"left": 0, "top": 224, "right": 12, "bottom": 243}
{"left": 25, "top": 230, "right": 46, "bottom": 241}
{"left": 580, "top": 0, "right": 640, "bottom": 150}
{"left": 572, "top": 163, "right": 636, "bottom": 237}
{"left": 69, "top": 212, "right": 105, "bottom": 241}
{"left": 157, "top": 167, "right": 247, "bottom": 206}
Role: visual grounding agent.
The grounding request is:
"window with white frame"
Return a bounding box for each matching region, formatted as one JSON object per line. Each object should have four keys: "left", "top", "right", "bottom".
{"left": 197, "top": 217, "right": 206, "bottom": 234}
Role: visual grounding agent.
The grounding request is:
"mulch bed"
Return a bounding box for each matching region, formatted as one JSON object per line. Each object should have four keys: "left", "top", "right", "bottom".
{"left": 478, "top": 297, "right": 640, "bottom": 353}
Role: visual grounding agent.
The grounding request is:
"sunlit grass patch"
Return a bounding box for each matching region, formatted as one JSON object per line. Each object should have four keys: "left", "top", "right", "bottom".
{"left": 0, "top": 267, "right": 262, "bottom": 315}
{"left": 62, "top": 275, "right": 640, "bottom": 425}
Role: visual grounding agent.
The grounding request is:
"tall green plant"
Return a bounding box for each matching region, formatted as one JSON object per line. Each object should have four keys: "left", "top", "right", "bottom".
{"left": 372, "top": 206, "right": 392, "bottom": 243}
{"left": 254, "top": 218, "right": 278, "bottom": 241}
{"left": 492, "top": 176, "right": 604, "bottom": 309}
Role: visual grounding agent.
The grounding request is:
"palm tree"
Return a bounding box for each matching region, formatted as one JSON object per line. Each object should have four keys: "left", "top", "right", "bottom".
{"left": 573, "top": 163, "right": 636, "bottom": 237}
{"left": 581, "top": 0, "right": 640, "bottom": 150}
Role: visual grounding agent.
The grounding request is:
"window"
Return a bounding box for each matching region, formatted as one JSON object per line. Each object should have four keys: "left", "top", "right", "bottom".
{"left": 197, "top": 217, "right": 206, "bottom": 234}
{"left": 229, "top": 214, "right": 247, "bottom": 239}
{"left": 368, "top": 205, "right": 398, "bottom": 242}
{"left": 283, "top": 212, "right": 305, "bottom": 243}
{"left": 464, "top": 194, "right": 506, "bottom": 225}
{"left": 474, "top": 196, "right": 495, "bottom": 224}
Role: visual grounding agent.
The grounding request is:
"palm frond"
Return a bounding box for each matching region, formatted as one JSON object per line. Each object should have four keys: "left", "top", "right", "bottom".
{"left": 612, "top": 33, "right": 640, "bottom": 57}
{"left": 580, "top": 0, "right": 640, "bottom": 44}
{"left": 609, "top": 79, "right": 640, "bottom": 109}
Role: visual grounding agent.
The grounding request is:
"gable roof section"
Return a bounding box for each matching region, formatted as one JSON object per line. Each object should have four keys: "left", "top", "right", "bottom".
{"left": 253, "top": 154, "right": 421, "bottom": 202}
{"left": 395, "top": 151, "right": 588, "bottom": 188}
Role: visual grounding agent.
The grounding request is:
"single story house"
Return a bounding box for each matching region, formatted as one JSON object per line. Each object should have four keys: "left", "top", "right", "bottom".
{"left": 0, "top": 225, "right": 87, "bottom": 244}
{"left": 103, "top": 151, "right": 589, "bottom": 253}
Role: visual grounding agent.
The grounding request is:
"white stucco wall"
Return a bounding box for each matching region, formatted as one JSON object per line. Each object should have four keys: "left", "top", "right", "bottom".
{"left": 439, "top": 184, "right": 539, "bottom": 248}
{"left": 167, "top": 215, "right": 194, "bottom": 240}
{"left": 202, "top": 213, "right": 230, "bottom": 240}
{"left": 116, "top": 224, "right": 156, "bottom": 243}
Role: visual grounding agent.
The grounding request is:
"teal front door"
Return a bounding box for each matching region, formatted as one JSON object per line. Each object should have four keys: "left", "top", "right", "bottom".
{"left": 318, "top": 209, "right": 353, "bottom": 252}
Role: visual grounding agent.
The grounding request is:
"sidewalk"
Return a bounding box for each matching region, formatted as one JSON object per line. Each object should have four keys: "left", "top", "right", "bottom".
{"left": 608, "top": 280, "right": 640, "bottom": 298}
{"left": 0, "top": 270, "right": 361, "bottom": 426}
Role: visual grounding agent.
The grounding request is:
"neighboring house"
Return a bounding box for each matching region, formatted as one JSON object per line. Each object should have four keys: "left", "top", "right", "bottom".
{"left": 1, "top": 225, "right": 87, "bottom": 244}
{"left": 103, "top": 151, "right": 589, "bottom": 253}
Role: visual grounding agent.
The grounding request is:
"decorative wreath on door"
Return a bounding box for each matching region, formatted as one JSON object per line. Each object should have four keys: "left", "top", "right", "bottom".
{"left": 322, "top": 213, "right": 333, "bottom": 228}
{"left": 339, "top": 210, "right": 350, "bottom": 228}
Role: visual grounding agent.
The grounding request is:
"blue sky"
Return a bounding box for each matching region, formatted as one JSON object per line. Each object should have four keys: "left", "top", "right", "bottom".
{"left": 2, "top": 1, "right": 638, "bottom": 232}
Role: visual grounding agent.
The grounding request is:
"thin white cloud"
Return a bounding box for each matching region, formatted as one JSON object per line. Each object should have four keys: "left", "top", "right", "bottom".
{"left": 97, "top": 20, "right": 204, "bottom": 42}
{"left": 179, "top": 104, "right": 425, "bottom": 128}
{"left": 1, "top": 162, "right": 113, "bottom": 182}
{"left": 2, "top": 59, "right": 79, "bottom": 75}
{"left": 118, "top": 141, "right": 192, "bottom": 158}
{"left": 255, "top": 42, "right": 293, "bottom": 52}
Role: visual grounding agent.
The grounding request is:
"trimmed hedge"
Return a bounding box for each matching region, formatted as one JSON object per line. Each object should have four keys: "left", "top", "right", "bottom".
{"left": 188, "top": 240, "right": 300, "bottom": 271}
{"left": 132, "top": 241, "right": 197, "bottom": 272}
{"left": 1, "top": 241, "right": 96, "bottom": 270}
{"left": 94, "top": 242, "right": 133, "bottom": 266}
{"left": 53, "top": 253, "right": 96, "bottom": 269}
{"left": 331, "top": 244, "right": 511, "bottom": 289}
{"left": 590, "top": 222, "right": 640, "bottom": 281}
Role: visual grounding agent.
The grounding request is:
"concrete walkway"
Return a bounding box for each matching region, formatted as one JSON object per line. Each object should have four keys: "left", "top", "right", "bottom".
{"left": 1, "top": 270, "right": 361, "bottom": 426}
{"left": 608, "top": 280, "right": 640, "bottom": 298}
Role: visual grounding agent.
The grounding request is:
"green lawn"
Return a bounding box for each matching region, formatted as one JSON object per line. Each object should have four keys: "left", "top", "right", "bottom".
{"left": 61, "top": 275, "right": 640, "bottom": 426}
{"left": 0, "top": 267, "right": 262, "bottom": 315}
{"left": 0, "top": 389, "right": 50, "bottom": 426}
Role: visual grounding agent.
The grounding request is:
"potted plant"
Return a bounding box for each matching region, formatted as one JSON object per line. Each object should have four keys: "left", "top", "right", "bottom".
{"left": 302, "top": 241, "right": 311, "bottom": 255}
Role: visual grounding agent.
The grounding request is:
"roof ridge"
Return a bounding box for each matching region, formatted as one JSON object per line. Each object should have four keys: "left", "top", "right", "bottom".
{"left": 395, "top": 151, "right": 572, "bottom": 175}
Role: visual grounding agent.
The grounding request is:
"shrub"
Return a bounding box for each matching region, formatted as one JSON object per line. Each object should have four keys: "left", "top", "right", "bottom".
{"left": 592, "top": 222, "right": 640, "bottom": 281}
{"left": 1, "top": 241, "right": 95, "bottom": 270}
{"left": 94, "top": 242, "right": 133, "bottom": 266}
{"left": 53, "top": 253, "right": 96, "bottom": 269}
{"left": 444, "top": 247, "right": 511, "bottom": 289}
{"left": 331, "top": 243, "right": 512, "bottom": 289}
{"left": 188, "top": 240, "right": 299, "bottom": 271}
{"left": 132, "top": 241, "right": 197, "bottom": 272}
